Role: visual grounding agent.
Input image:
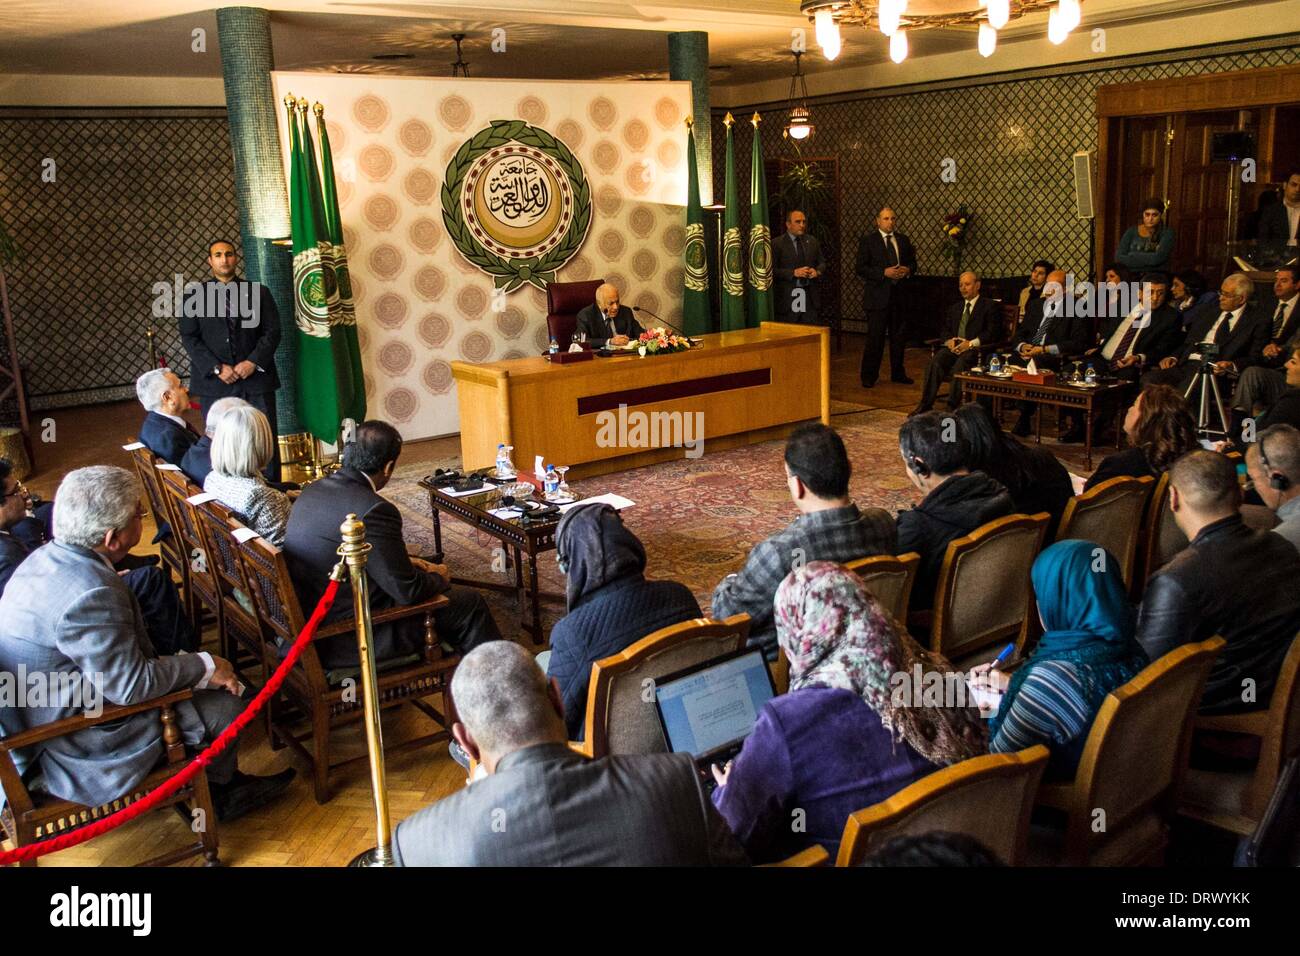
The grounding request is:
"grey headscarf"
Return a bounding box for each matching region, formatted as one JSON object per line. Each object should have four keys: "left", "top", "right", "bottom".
{"left": 555, "top": 503, "right": 647, "bottom": 612}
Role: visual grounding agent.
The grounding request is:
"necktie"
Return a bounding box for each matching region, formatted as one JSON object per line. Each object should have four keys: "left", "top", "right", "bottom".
{"left": 1111, "top": 320, "right": 1140, "bottom": 362}
{"left": 1214, "top": 311, "right": 1232, "bottom": 345}
{"left": 958, "top": 301, "right": 972, "bottom": 339}
{"left": 793, "top": 236, "right": 805, "bottom": 267}
{"left": 885, "top": 233, "right": 898, "bottom": 266}
{"left": 1273, "top": 302, "right": 1287, "bottom": 340}
{"left": 1033, "top": 304, "right": 1056, "bottom": 345}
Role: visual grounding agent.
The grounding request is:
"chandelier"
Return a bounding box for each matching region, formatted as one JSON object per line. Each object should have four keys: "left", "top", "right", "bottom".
{"left": 800, "top": 1, "right": 1083, "bottom": 63}
{"left": 784, "top": 50, "right": 815, "bottom": 141}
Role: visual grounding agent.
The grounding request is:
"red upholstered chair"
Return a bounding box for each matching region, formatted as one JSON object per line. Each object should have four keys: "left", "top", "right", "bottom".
{"left": 546, "top": 279, "right": 604, "bottom": 350}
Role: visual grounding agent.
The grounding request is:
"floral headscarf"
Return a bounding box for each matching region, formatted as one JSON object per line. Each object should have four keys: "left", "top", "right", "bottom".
{"left": 774, "top": 561, "right": 987, "bottom": 766}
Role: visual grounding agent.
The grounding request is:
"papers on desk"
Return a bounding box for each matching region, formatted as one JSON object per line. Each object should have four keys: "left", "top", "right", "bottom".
{"left": 1068, "top": 472, "right": 1087, "bottom": 496}
{"left": 441, "top": 483, "right": 490, "bottom": 498}
{"left": 487, "top": 493, "right": 635, "bottom": 521}
{"left": 965, "top": 678, "right": 1005, "bottom": 719}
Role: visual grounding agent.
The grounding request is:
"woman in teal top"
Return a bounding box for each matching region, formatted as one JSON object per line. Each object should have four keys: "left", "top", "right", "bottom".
{"left": 1115, "top": 197, "right": 1176, "bottom": 272}
{"left": 971, "top": 540, "right": 1149, "bottom": 780}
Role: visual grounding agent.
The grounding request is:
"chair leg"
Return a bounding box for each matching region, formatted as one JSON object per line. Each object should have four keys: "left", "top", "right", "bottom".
{"left": 312, "top": 708, "right": 332, "bottom": 804}
{"left": 190, "top": 770, "right": 221, "bottom": 866}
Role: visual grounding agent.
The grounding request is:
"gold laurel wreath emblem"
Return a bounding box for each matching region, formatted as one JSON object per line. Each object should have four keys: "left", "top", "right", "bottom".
{"left": 722, "top": 226, "right": 744, "bottom": 296}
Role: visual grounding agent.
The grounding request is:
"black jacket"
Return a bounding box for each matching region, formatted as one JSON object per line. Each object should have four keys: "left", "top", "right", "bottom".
{"left": 1258, "top": 387, "right": 1300, "bottom": 431}
{"left": 1257, "top": 202, "right": 1297, "bottom": 252}
{"left": 283, "top": 467, "right": 443, "bottom": 668}
{"left": 180, "top": 435, "right": 213, "bottom": 486}
{"left": 986, "top": 440, "right": 1075, "bottom": 540}
{"left": 1136, "top": 514, "right": 1300, "bottom": 713}
{"left": 1259, "top": 294, "right": 1300, "bottom": 368}
{"left": 854, "top": 230, "right": 917, "bottom": 311}
{"left": 1095, "top": 302, "right": 1184, "bottom": 367}
{"left": 178, "top": 277, "right": 282, "bottom": 398}
{"left": 1084, "top": 446, "right": 1157, "bottom": 491}
{"left": 1173, "top": 301, "right": 1268, "bottom": 371}
{"left": 575, "top": 304, "right": 641, "bottom": 350}
{"left": 772, "top": 231, "right": 828, "bottom": 320}
{"left": 897, "top": 471, "right": 1015, "bottom": 612}
{"left": 940, "top": 296, "right": 1002, "bottom": 345}
{"left": 139, "top": 411, "right": 199, "bottom": 466}
{"left": 1013, "top": 298, "right": 1090, "bottom": 359}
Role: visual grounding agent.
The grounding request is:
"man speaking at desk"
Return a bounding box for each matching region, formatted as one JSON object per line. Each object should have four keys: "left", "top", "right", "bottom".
{"left": 576, "top": 282, "right": 643, "bottom": 349}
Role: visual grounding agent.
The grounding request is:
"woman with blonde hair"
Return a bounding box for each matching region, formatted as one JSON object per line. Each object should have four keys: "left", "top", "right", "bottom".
{"left": 204, "top": 404, "right": 292, "bottom": 546}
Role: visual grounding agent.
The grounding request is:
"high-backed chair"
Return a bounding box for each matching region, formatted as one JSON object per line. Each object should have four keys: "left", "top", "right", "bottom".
{"left": 190, "top": 499, "right": 269, "bottom": 685}
{"left": 836, "top": 745, "right": 1050, "bottom": 867}
{"left": 157, "top": 469, "right": 226, "bottom": 653}
{"left": 128, "top": 446, "right": 191, "bottom": 621}
{"left": 235, "top": 533, "right": 456, "bottom": 803}
{"left": 1136, "top": 472, "right": 1188, "bottom": 594}
{"left": 845, "top": 552, "right": 920, "bottom": 624}
{"left": 0, "top": 689, "right": 219, "bottom": 867}
{"left": 577, "top": 614, "right": 751, "bottom": 759}
{"left": 1026, "top": 637, "right": 1224, "bottom": 866}
{"left": 915, "top": 513, "right": 1050, "bottom": 668}
{"left": 1179, "top": 632, "right": 1300, "bottom": 837}
{"left": 1055, "top": 475, "right": 1154, "bottom": 588}
{"left": 545, "top": 279, "right": 604, "bottom": 350}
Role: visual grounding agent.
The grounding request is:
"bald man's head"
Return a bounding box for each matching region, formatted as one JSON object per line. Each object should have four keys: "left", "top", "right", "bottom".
{"left": 1044, "top": 269, "right": 1068, "bottom": 300}
{"left": 594, "top": 282, "right": 621, "bottom": 315}
{"left": 958, "top": 271, "right": 981, "bottom": 300}
{"left": 876, "top": 207, "right": 897, "bottom": 232}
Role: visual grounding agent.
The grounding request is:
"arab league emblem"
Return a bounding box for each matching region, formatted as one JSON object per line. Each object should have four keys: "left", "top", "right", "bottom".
{"left": 442, "top": 120, "right": 592, "bottom": 292}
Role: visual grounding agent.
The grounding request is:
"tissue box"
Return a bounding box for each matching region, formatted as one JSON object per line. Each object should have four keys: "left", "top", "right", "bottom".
{"left": 547, "top": 350, "right": 594, "bottom": 364}
{"left": 1012, "top": 369, "right": 1056, "bottom": 385}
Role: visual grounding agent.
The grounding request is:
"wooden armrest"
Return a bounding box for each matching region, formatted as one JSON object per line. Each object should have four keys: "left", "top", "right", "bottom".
{"left": 763, "top": 845, "right": 830, "bottom": 867}
{"left": 1035, "top": 780, "right": 1073, "bottom": 812}
{"left": 923, "top": 338, "right": 943, "bottom": 347}
{"left": 568, "top": 739, "right": 592, "bottom": 758}
{"left": 1194, "top": 711, "right": 1268, "bottom": 736}
{"left": 0, "top": 688, "right": 195, "bottom": 753}
{"left": 312, "top": 594, "right": 454, "bottom": 640}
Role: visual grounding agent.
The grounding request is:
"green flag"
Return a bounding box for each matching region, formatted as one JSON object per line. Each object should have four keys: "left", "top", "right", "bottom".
{"left": 720, "top": 112, "right": 745, "bottom": 332}
{"left": 287, "top": 96, "right": 357, "bottom": 443}
{"left": 747, "top": 112, "right": 773, "bottom": 328}
{"left": 315, "top": 103, "right": 366, "bottom": 426}
{"left": 681, "top": 118, "right": 710, "bottom": 336}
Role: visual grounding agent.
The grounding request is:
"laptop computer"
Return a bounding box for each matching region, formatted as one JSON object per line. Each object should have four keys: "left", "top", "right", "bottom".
{"left": 653, "top": 648, "right": 777, "bottom": 793}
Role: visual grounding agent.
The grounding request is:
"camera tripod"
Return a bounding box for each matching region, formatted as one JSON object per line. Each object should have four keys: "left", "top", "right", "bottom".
{"left": 1183, "top": 361, "right": 1232, "bottom": 441}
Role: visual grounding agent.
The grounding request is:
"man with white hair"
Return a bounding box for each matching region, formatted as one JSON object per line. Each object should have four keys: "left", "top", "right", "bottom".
{"left": 392, "top": 640, "right": 747, "bottom": 866}
{"left": 1142, "top": 272, "right": 1270, "bottom": 393}
{"left": 136, "top": 367, "right": 199, "bottom": 465}
{"left": 180, "top": 396, "right": 249, "bottom": 486}
{"left": 0, "top": 466, "right": 295, "bottom": 818}
{"left": 574, "top": 282, "right": 642, "bottom": 350}
{"left": 1245, "top": 424, "right": 1300, "bottom": 552}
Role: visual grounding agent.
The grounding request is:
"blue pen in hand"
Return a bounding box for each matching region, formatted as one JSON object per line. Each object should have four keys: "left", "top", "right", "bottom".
{"left": 988, "top": 643, "right": 1015, "bottom": 672}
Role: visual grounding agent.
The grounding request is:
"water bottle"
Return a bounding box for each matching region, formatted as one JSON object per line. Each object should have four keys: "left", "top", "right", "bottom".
{"left": 544, "top": 465, "right": 560, "bottom": 499}
{"left": 548, "top": 336, "right": 559, "bottom": 355}
{"left": 1085, "top": 363, "right": 1097, "bottom": 386}
{"left": 989, "top": 353, "right": 1002, "bottom": 376}
{"left": 495, "top": 443, "right": 510, "bottom": 478}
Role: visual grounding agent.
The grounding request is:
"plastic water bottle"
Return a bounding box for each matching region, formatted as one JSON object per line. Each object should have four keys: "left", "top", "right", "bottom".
{"left": 1085, "top": 363, "right": 1097, "bottom": 386}
{"left": 548, "top": 336, "right": 559, "bottom": 355}
{"left": 495, "top": 443, "right": 510, "bottom": 477}
{"left": 544, "top": 465, "right": 560, "bottom": 499}
{"left": 989, "top": 353, "right": 1002, "bottom": 376}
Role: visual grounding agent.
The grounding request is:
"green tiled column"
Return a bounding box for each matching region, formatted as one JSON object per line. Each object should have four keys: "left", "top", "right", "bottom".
{"left": 668, "top": 31, "right": 713, "bottom": 206}
{"left": 215, "top": 6, "right": 299, "bottom": 434}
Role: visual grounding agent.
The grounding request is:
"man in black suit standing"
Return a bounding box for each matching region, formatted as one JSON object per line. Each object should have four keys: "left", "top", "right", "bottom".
{"left": 854, "top": 206, "right": 917, "bottom": 387}
{"left": 178, "top": 240, "right": 282, "bottom": 480}
{"left": 1258, "top": 168, "right": 1300, "bottom": 257}
{"left": 912, "top": 271, "right": 1000, "bottom": 415}
{"left": 1010, "top": 269, "right": 1089, "bottom": 437}
{"left": 772, "top": 210, "right": 827, "bottom": 325}
{"left": 574, "top": 282, "right": 642, "bottom": 349}
{"left": 282, "top": 420, "right": 501, "bottom": 670}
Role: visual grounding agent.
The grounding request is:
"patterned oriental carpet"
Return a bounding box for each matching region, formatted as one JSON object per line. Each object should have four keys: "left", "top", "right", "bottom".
{"left": 383, "top": 407, "right": 931, "bottom": 645}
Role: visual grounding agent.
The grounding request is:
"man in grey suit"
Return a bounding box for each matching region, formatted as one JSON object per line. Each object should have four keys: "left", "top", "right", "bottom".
{"left": 772, "top": 209, "right": 827, "bottom": 324}
{"left": 392, "top": 641, "right": 749, "bottom": 866}
{"left": 0, "top": 466, "right": 293, "bottom": 818}
{"left": 574, "top": 282, "right": 642, "bottom": 349}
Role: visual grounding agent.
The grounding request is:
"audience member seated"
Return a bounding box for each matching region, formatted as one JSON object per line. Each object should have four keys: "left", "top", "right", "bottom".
{"left": 1017, "top": 259, "right": 1054, "bottom": 318}
{"left": 1256, "top": 346, "right": 1300, "bottom": 431}
{"left": 1085, "top": 384, "right": 1199, "bottom": 491}
{"left": 1010, "top": 269, "right": 1089, "bottom": 437}
{"left": 180, "top": 396, "right": 248, "bottom": 486}
{"left": 913, "top": 271, "right": 1002, "bottom": 416}
{"left": 712, "top": 423, "right": 896, "bottom": 657}
{"left": 284, "top": 420, "right": 501, "bottom": 669}
{"left": 711, "top": 562, "right": 987, "bottom": 864}
{"left": 971, "top": 540, "right": 1148, "bottom": 781}
{"left": 1136, "top": 450, "right": 1300, "bottom": 713}
{"left": 546, "top": 502, "right": 701, "bottom": 741}
{"left": 1085, "top": 272, "right": 1183, "bottom": 382}
{"left": 203, "top": 405, "right": 292, "bottom": 547}
{"left": 862, "top": 831, "right": 1004, "bottom": 867}
{"left": 1114, "top": 198, "right": 1175, "bottom": 273}
{"left": 1229, "top": 265, "right": 1300, "bottom": 431}
{"left": 955, "top": 403, "right": 1073, "bottom": 538}
{"left": 1096, "top": 262, "right": 1136, "bottom": 322}
{"left": 136, "top": 367, "right": 199, "bottom": 464}
{"left": 1170, "top": 269, "right": 1215, "bottom": 327}
{"left": 897, "top": 412, "right": 1014, "bottom": 612}
{"left": 392, "top": 641, "right": 748, "bottom": 866}
{"left": 0, "top": 466, "right": 293, "bottom": 819}
{"left": 1244, "top": 424, "right": 1300, "bottom": 552}
{"left": 1142, "top": 272, "right": 1268, "bottom": 393}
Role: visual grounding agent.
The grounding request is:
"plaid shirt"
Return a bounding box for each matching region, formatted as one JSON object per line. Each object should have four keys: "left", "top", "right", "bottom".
{"left": 711, "top": 504, "right": 897, "bottom": 654}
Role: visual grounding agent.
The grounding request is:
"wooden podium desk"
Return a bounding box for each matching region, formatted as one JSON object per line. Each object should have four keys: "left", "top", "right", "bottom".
{"left": 452, "top": 322, "right": 830, "bottom": 479}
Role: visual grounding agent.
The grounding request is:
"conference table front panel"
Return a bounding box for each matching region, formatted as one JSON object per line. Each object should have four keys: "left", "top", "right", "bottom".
{"left": 452, "top": 322, "right": 830, "bottom": 479}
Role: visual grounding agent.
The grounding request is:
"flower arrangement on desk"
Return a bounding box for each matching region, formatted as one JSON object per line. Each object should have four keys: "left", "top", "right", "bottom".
{"left": 636, "top": 327, "right": 692, "bottom": 356}
{"left": 942, "top": 204, "right": 972, "bottom": 275}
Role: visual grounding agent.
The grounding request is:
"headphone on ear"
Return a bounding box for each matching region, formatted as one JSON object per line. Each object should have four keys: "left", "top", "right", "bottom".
{"left": 910, "top": 455, "right": 931, "bottom": 479}
{"left": 1258, "top": 435, "right": 1290, "bottom": 491}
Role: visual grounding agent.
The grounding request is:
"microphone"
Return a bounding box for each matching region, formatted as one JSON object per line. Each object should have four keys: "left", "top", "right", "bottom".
{"left": 632, "top": 305, "right": 695, "bottom": 341}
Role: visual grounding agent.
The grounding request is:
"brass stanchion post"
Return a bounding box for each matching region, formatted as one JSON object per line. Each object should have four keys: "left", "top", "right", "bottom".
{"left": 339, "top": 512, "right": 395, "bottom": 867}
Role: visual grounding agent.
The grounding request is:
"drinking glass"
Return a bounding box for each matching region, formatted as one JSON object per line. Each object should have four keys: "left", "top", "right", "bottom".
{"left": 1071, "top": 360, "right": 1083, "bottom": 384}
{"left": 554, "top": 465, "right": 574, "bottom": 502}
{"left": 1001, "top": 352, "right": 1012, "bottom": 373}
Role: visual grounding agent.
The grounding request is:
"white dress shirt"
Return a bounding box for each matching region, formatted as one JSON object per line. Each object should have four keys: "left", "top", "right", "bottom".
{"left": 1100, "top": 305, "right": 1151, "bottom": 362}
{"left": 1189, "top": 304, "right": 1246, "bottom": 362}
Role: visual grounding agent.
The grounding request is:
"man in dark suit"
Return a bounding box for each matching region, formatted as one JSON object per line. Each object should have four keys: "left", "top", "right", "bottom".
{"left": 178, "top": 239, "right": 282, "bottom": 480}
{"left": 136, "top": 367, "right": 199, "bottom": 465}
{"left": 1230, "top": 265, "right": 1300, "bottom": 424}
{"left": 393, "top": 640, "right": 748, "bottom": 866}
{"left": 1257, "top": 168, "right": 1300, "bottom": 257}
{"left": 912, "top": 271, "right": 1001, "bottom": 415}
{"left": 854, "top": 206, "right": 917, "bottom": 387}
{"left": 283, "top": 420, "right": 500, "bottom": 669}
{"left": 574, "top": 282, "right": 642, "bottom": 349}
{"left": 772, "top": 209, "right": 828, "bottom": 324}
{"left": 1010, "top": 269, "right": 1090, "bottom": 437}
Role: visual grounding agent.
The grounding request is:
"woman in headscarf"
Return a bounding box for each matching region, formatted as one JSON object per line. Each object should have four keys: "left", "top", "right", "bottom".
{"left": 545, "top": 503, "right": 700, "bottom": 741}
{"left": 972, "top": 540, "right": 1149, "bottom": 780}
{"left": 712, "top": 561, "right": 987, "bottom": 864}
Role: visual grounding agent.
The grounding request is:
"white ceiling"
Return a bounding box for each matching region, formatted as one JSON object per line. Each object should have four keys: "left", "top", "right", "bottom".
{"left": 0, "top": 0, "right": 1284, "bottom": 88}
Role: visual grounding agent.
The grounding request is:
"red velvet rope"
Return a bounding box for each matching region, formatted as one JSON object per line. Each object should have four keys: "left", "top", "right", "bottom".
{"left": 0, "top": 577, "right": 342, "bottom": 865}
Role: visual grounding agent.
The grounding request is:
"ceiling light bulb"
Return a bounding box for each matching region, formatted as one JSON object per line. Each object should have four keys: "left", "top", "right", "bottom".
{"left": 986, "top": 0, "right": 1010, "bottom": 30}
{"left": 1059, "top": 0, "right": 1082, "bottom": 31}
{"left": 814, "top": 9, "right": 834, "bottom": 47}
{"left": 889, "top": 28, "right": 908, "bottom": 63}
{"left": 789, "top": 124, "right": 812, "bottom": 141}
{"left": 879, "top": 0, "right": 906, "bottom": 37}
{"left": 1047, "top": 5, "right": 1068, "bottom": 44}
{"left": 822, "top": 28, "right": 842, "bottom": 61}
{"left": 978, "top": 23, "right": 996, "bottom": 58}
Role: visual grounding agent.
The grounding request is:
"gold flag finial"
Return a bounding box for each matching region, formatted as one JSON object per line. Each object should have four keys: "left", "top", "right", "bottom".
{"left": 685, "top": 115, "right": 693, "bottom": 129}
{"left": 313, "top": 101, "right": 325, "bottom": 118}
{"left": 723, "top": 111, "right": 735, "bottom": 127}
{"left": 295, "top": 96, "right": 308, "bottom": 112}
{"left": 282, "top": 92, "right": 296, "bottom": 109}
{"left": 751, "top": 112, "right": 761, "bottom": 128}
